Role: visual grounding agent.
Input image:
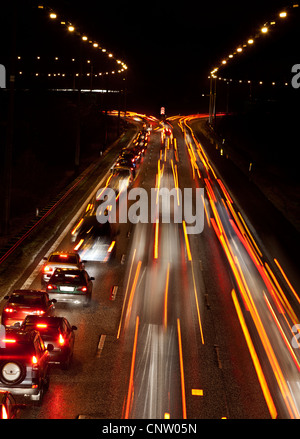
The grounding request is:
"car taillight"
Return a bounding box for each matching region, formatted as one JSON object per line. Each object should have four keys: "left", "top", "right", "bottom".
{"left": 36, "top": 324, "right": 47, "bottom": 328}
{"left": 34, "top": 310, "right": 45, "bottom": 316}
{"left": 32, "top": 356, "right": 38, "bottom": 364}
{"left": 47, "top": 284, "right": 57, "bottom": 290}
{"left": 58, "top": 334, "right": 65, "bottom": 346}
{"left": 1, "top": 338, "right": 16, "bottom": 344}
{"left": 1, "top": 405, "right": 8, "bottom": 419}
{"left": 77, "top": 286, "right": 87, "bottom": 292}
{"left": 43, "top": 265, "right": 53, "bottom": 273}
{"left": 4, "top": 307, "right": 14, "bottom": 313}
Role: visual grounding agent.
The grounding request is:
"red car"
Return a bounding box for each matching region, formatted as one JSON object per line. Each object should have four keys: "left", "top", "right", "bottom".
{"left": 1, "top": 290, "right": 56, "bottom": 327}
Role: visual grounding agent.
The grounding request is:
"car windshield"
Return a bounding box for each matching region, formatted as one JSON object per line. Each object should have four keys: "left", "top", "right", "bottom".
{"left": 9, "top": 295, "right": 44, "bottom": 306}
{"left": 49, "top": 254, "right": 78, "bottom": 264}
{"left": 52, "top": 272, "right": 85, "bottom": 285}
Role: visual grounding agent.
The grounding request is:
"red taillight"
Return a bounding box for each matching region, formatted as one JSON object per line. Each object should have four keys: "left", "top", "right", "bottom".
{"left": 36, "top": 324, "right": 47, "bottom": 328}
{"left": 35, "top": 310, "right": 45, "bottom": 316}
{"left": 2, "top": 338, "right": 16, "bottom": 344}
{"left": 32, "top": 355, "right": 38, "bottom": 364}
{"left": 1, "top": 405, "right": 8, "bottom": 419}
{"left": 4, "top": 308, "right": 14, "bottom": 313}
{"left": 47, "top": 284, "right": 57, "bottom": 290}
{"left": 58, "top": 334, "right": 65, "bottom": 346}
{"left": 77, "top": 286, "right": 87, "bottom": 292}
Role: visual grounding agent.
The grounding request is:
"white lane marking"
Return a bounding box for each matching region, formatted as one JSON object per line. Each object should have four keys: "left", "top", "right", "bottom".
{"left": 96, "top": 334, "right": 106, "bottom": 358}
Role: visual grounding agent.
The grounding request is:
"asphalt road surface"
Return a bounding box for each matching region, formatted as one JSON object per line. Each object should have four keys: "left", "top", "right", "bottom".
{"left": 1, "top": 113, "right": 299, "bottom": 419}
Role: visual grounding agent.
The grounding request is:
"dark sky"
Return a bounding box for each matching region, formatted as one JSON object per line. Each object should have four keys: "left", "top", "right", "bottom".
{"left": 2, "top": 0, "right": 298, "bottom": 114}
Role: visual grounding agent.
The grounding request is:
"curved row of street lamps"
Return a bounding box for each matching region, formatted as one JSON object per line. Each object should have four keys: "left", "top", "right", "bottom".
{"left": 37, "top": 4, "right": 128, "bottom": 73}
{"left": 210, "top": 3, "right": 298, "bottom": 78}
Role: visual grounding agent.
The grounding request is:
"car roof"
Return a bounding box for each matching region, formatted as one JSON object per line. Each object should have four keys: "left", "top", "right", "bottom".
{"left": 11, "top": 289, "right": 47, "bottom": 296}
{"left": 49, "top": 251, "right": 78, "bottom": 256}
{"left": 53, "top": 268, "right": 84, "bottom": 274}
{"left": 23, "top": 315, "right": 64, "bottom": 325}
{"left": 3, "top": 328, "right": 39, "bottom": 342}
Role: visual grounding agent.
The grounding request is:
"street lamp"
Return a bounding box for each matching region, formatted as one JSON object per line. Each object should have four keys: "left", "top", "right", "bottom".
{"left": 261, "top": 26, "right": 268, "bottom": 33}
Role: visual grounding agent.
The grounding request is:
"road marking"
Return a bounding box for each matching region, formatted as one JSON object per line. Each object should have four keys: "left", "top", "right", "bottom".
{"left": 192, "top": 389, "right": 203, "bottom": 396}
{"left": 109, "top": 286, "right": 118, "bottom": 301}
{"left": 96, "top": 334, "right": 106, "bottom": 358}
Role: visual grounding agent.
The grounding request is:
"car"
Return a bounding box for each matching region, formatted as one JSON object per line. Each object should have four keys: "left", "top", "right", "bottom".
{"left": 1, "top": 290, "right": 56, "bottom": 327}
{"left": 20, "top": 316, "right": 77, "bottom": 370}
{"left": 0, "top": 391, "right": 25, "bottom": 419}
{"left": 46, "top": 268, "right": 94, "bottom": 306}
{"left": 41, "top": 251, "right": 85, "bottom": 286}
{"left": 0, "top": 328, "right": 53, "bottom": 404}
{"left": 114, "top": 157, "right": 136, "bottom": 169}
{"left": 72, "top": 215, "right": 116, "bottom": 262}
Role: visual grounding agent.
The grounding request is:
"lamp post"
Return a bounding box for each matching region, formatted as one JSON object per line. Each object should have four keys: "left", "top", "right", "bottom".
{"left": 3, "top": 1, "right": 17, "bottom": 235}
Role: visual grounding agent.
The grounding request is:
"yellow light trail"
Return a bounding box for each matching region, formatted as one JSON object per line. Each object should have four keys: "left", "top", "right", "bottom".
{"left": 154, "top": 220, "right": 159, "bottom": 259}
{"left": 182, "top": 221, "right": 192, "bottom": 261}
{"left": 274, "top": 258, "right": 300, "bottom": 306}
{"left": 231, "top": 289, "right": 277, "bottom": 419}
{"left": 163, "top": 263, "right": 170, "bottom": 329}
{"left": 177, "top": 318, "right": 187, "bottom": 419}
{"left": 191, "top": 263, "right": 205, "bottom": 344}
{"left": 117, "top": 248, "right": 136, "bottom": 339}
{"left": 202, "top": 194, "right": 210, "bottom": 228}
{"left": 124, "top": 315, "right": 140, "bottom": 419}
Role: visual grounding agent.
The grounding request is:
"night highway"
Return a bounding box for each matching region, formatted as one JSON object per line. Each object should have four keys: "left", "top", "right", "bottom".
{"left": 0, "top": 0, "right": 299, "bottom": 427}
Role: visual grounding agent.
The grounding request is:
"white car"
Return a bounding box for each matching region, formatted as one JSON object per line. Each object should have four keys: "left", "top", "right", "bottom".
{"left": 41, "top": 251, "right": 84, "bottom": 287}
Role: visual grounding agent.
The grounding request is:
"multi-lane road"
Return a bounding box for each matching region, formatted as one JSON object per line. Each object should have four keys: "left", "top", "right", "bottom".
{"left": 1, "top": 113, "right": 299, "bottom": 419}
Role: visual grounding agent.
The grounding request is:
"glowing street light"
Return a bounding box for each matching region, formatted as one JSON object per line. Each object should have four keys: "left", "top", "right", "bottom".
{"left": 279, "top": 11, "right": 287, "bottom": 18}
{"left": 68, "top": 25, "right": 75, "bottom": 32}
{"left": 82, "top": 36, "right": 88, "bottom": 41}
{"left": 248, "top": 39, "right": 254, "bottom": 44}
{"left": 261, "top": 26, "right": 268, "bottom": 33}
{"left": 49, "top": 13, "right": 57, "bottom": 19}
{"left": 237, "top": 47, "right": 243, "bottom": 52}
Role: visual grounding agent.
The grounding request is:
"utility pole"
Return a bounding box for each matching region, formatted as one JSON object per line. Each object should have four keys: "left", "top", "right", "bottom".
{"left": 213, "top": 76, "right": 217, "bottom": 126}
{"left": 3, "top": 2, "right": 17, "bottom": 235}
{"left": 75, "top": 40, "right": 82, "bottom": 174}
{"left": 209, "top": 75, "right": 213, "bottom": 124}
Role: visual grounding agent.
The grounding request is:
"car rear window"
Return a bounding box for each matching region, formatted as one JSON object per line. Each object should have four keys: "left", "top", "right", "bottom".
{"left": 0, "top": 342, "right": 35, "bottom": 358}
{"left": 23, "top": 324, "right": 59, "bottom": 335}
{"left": 49, "top": 255, "right": 78, "bottom": 264}
{"left": 9, "top": 295, "right": 44, "bottom": 306}
{"left": 52, "top": 272, "right": 85, "bottom": 285}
